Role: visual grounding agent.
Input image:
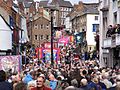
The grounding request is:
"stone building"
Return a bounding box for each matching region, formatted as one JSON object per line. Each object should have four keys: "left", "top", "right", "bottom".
{"left": 99, "top": 0, "right": 120, "bottom": 68}
{"left": 0, "top": 0, "right": 29, "bottom": 55}
{"left": 27, "top": 8, "right": 51, "bottom": 47}
{"left": 69, "top": 1, "right": 99, "bottom": 59}
{"left": 39, "top": 0, "right": 73, "bottom": 28}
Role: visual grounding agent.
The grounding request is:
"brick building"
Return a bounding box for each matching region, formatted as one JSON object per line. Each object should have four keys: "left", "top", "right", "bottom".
{"left": 27, "top": 8, "right": 51, "bottom": 48}
{"left": 39, "top": 0, "right": 73, "bottom": 28}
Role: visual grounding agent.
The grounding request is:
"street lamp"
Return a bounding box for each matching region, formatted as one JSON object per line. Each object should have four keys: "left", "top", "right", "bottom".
{"left": 29, "top": 17, "right": 33, "bottom": 45}
{"left": 51, "top": 10, "right": 54, "bottom": 66}
{"left": 47, "top": 4, "right": 59, "bottom": 66}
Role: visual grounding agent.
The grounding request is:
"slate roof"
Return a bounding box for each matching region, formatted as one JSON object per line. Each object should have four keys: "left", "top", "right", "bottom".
{"left": 17, "top": 0, "right": 33, "bottom": 2}
{"left": 57, "top": 0, "right": 73, "bottom": 7}
{"left": 83, "top": 3, "right": 99, "bottom": 14}
{"left": 40, "top": 0, "right": 73, "bottom": 8}
{"left": 39, "top": 1, "right": 49, "bottom": 8}
{"left": 24, "top": 2, "right": 32, "bottom": 8}
{"left": 13, "top": 3, "right": 18, "bottom": 8}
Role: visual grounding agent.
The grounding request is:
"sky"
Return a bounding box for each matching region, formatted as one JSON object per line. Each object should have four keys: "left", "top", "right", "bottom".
{"left": 34, "top": 0, "right": 99, "bottom": 5}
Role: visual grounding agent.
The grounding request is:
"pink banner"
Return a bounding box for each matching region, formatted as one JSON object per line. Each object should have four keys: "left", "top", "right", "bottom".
{"left": 0, "top": 55, "right": 21, "bottom": 72}
{"left": 58, "top": 37, "right": 69, "bottom": 46}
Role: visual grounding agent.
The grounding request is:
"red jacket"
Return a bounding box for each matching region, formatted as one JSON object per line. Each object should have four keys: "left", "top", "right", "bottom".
{"left": 31, "top": 86, "right": 52, "bottom": 90}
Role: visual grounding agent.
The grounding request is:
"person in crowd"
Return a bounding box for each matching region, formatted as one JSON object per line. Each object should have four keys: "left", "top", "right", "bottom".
{"left": 49, "top": 74, "right": 57, "bottom": 90}
{"left": 27, "top": 80, "right": 37, "bottom": 90}
{"left": 116, "top": 75, "right": 120, "bottom": 90}
{"left": 79, "top": 78, "right": 89, "bottom": 90}
{"left": 0, "top": 70, "right": 13, "bottom": 90}
{"left": 71, "top": 79, "right": 78, "bottom": 88}
{"left": 101, "top": 72, "right": 113, "bottom": 89}
{"left": 65, "top": 86, "right": 79, "bottom": 90}
{"left": 31, "top": 75, "right": 51, "bottom": 90}
{"left": 106, "top": 25, "right": 112, "bottom": 37}
{"left": 14, "top": 82, "right": 27, "bottom": 90}
{"left": 23, "top": 70, "right": 35, "bottom": 84}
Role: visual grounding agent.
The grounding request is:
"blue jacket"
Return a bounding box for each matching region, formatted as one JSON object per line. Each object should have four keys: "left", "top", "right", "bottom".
{"left": 23, "top": 73, "right": 33, "bottom": 84}
{"left": 87, "top": 81, "right": 98, "bottom": 90}
{"left": 50, "top": 80, "right": 57, "bottom": 90}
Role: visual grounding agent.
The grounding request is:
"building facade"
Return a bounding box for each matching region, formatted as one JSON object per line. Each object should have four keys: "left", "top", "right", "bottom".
{"left": 27, "top": 8, "right": 51, "bottom": 48}
{"left": 0, "top": 0, "right": 29, "bottom": 55}
{"left": 39, "top": 0, "right": 73, "bottom": 28}
{"left": 69, "top": 1, "right": 99, "bottom": 58}
{"left": 99, "top": 0, "right": 120, "bottom": 68}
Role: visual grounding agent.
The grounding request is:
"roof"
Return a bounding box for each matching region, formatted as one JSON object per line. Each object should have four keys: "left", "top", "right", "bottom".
{"left": 24, "top": 2, "right": 32, "bottom": 8}
{"left": 83, "top": 3, "right": 99, "bottom": 14}
{"left": 17, "top": 0, "right": 33, "bottom": 2}
{"left": 69, "top": 2, "right": 99, "bottom": 20}
{"left": 16, "top": 0, "right": 34, "bottom": 8}
{"left": 13, "top": 3, "right": 19, "bottom": 8}
{"left": 58, "top": 0, "right": 73, "bottom": 8}
{"left": 40, "top": 0, "right": 73, "bottom": 8}
{"left": 39, "top": 1, "right": 49, "bottom": 8}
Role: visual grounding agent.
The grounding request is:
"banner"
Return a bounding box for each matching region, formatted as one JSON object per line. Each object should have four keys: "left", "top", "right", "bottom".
{"left": 58, "top": 36, "right": 69, "bottom": 46}
{"left": 42, "top": 48, "right": 60, "bottom": 61}
{"left": 75, "top": 32, "right": 83, "bottom": 44}
{"left": 44, "top": 42, "right": 58, "bottom": 48}
{"left": 69, "top": 36, "right": 74, "bottom": 42}
{"left": 0, "top": 55, "right": 22, "bottom": 72}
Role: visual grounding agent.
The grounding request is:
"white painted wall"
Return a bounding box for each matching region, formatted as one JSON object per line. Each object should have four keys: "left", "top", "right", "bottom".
{"left": 86, "top": 14, "right": 99, "bottom": 46}
{"left": 0, "top": 16, "right": 12, "bottom": 50}
{"left": 65, "top": 17, "right": 72, "bottom": 32}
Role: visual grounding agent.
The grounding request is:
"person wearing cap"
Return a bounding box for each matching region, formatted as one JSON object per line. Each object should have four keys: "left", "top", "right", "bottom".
{"left": 31, "top": 75, "right": 51, "bottom": 90}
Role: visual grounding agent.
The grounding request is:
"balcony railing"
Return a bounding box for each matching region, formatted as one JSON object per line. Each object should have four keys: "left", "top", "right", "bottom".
{"left": 103, "top": 34, "right": 120, "bottom": 48}
{"left": 103, "top": 37, "right": 112, "bottom": 48}
{"left": 116, "top": 34, "right": 120, "bottom": 45}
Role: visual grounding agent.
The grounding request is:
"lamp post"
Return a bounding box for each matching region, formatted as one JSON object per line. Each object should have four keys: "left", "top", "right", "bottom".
{"left": 38, "top": 35, "right": 40, "bottom": 61}
{"left": 29, "top": 17, "right": 33, "bottom": 45}
{"left": 47, "top": 3, "right": 59, "bottom": 67}
{"left": 51, "top": 10, "right": 54, "bottom": 66}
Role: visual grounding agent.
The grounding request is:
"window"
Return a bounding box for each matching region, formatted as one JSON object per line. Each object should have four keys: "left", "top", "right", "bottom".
{"left": 46, "top": 35, "right": 49, "bottom": 40}
{"left": 95, "top": 16, "right": 98, "bottom": 20}
{"left": 41, "top": 24, "right": 43, "bottom": 29}
{"left": 46, "top": 24, "right": 49, "bottom": 29}
{"left": 26, "top": 12, "right": 29, "bottom": 15}
{"left": 41, "top": 35, "right": 43, "bottom": 39}
{"left": 29, "top": 13, "right": 32, "bottom": 18}
{"left": 34, "top": 24, "right": 38, "bottom": 29}
{"left": 92, "top": 24, "right": 99, "bottom": 32}
{"left": 28, "top": 35, "right": 30, "bottom": 39}
{"left": 35, "top": 35, "right": 37, "bottom": 40}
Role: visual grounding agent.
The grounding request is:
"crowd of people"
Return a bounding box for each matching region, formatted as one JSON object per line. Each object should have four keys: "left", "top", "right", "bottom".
{"left": 0, "top": 59, "right": 120, "bottom": 90}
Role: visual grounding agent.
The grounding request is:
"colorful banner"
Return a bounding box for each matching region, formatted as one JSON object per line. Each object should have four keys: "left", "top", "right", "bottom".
{"left": 75, "top": 32, "right": 83, "bottom": 44}
{"left": 69, "top": 36, "right": 74, "bottom": 42}
{"left": 44, "top": 42, "right": 58, "bottom": 48}
{"left": 42, "top": 48, "right": 60, "bottom": 61}
{"left": 0, "top": 55, "right": 22, "bottom": 72}
{"left": 36, "top": 48, "right": 42, "bottom": 59}
{"left": 58, "top": 36, "right": 69, "bottom": 46}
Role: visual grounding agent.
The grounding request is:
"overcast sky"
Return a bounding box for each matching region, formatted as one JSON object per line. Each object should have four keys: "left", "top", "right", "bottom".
{"left": 34, "top": 0, "right": 99, "bottom": 5}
